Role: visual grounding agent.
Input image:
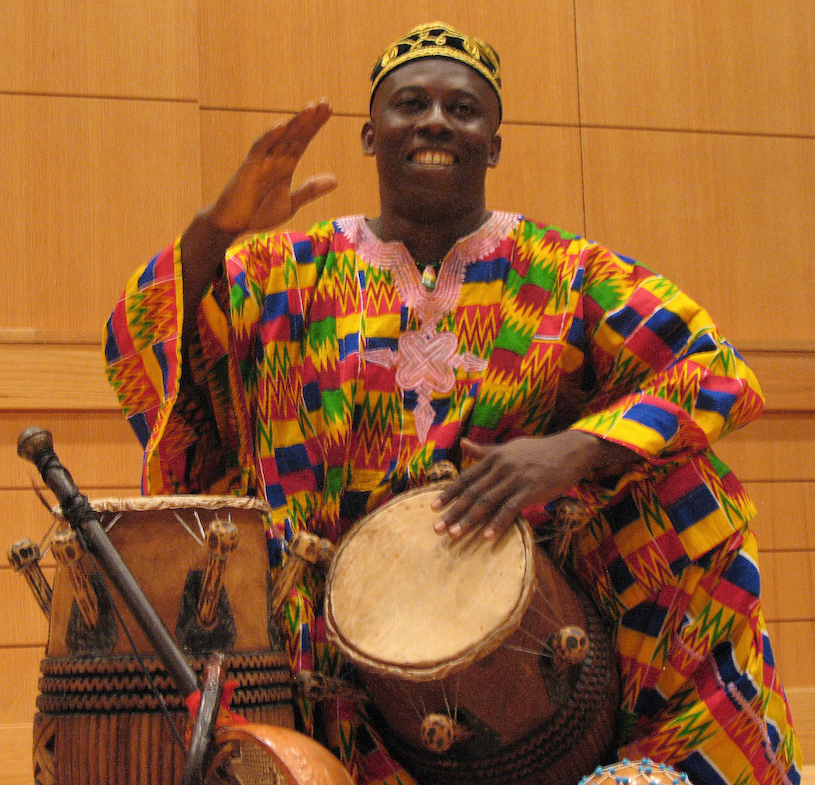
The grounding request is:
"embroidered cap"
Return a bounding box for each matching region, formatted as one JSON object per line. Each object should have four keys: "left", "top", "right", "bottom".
{"left": 370, "top": 21, "right": 503, "bottom": 119}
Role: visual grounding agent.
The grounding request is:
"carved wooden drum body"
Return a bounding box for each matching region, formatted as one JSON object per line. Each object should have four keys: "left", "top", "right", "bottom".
{"left": 325, "top": 486, "right": 619, "bottom": 785}
{"left": 37, "top": 496, "right": 294, "bottom": 785}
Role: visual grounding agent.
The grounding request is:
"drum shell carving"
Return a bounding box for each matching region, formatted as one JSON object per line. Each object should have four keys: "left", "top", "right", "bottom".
{"left": 325, "top": 485, "right": 619, "bottom": 785}
{"left": 37, "top": 496, "right": 294, "bottom": 785}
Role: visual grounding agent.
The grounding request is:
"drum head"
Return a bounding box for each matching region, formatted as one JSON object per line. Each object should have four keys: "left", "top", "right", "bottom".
{"left": 325, "top": 485, "right": 535, "bottom": 681}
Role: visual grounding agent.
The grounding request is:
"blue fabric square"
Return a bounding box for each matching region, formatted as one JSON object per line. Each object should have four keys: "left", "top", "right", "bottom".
{"left": 137, "top": 254, "right": 159, "bottom": 288}
{"left": 633, "top": 686, "right": 666, "bottom": 717}
{"left": 565, "top": 314, "right": 585, "bottom": 351}
{"left": 605, "top": 493, "right": 640, "bottom": 534}
{"left": 302, "top": 381, "right": 321, "bottom": 412}
{"left": 464, "top": 256, "right": 508, "bottom": 283}
{"left": 128, "top": 412, "right": 151, "bottom": 449}
{"left": 292, "top": 239, "right": 314, "bottom": 264}
{"left": 696, "top": 387, "right": 738, "bottom": 419}
{"left": 262, "top": 291, "right": 289, "bottom": 322}
{"left": 152, "top": 343, "right": 170, "bottom": 396}
{"left": 623, "top": 600, "right": 668, "bottom": 637}
{"left": 265, "top": 483, "right": 287, "bottom": 509}
{"left": 606, "top": 305, "right": 642, "bottom": 338}
{"left": 644, "top": 308, "right": 691, "bottom": 354}
{"left": 104, "top": 318, "right": 120, "bottom": 363}
{"left": 683, "top": 752, "right": 727, "bottom": 785}
{"left": 338, "top": 331, "right": 360, "bottom": 361}
{"left": 608, "top": 555, "right": 636, "bottom": 594}
{"left": 274, "top": 443, "right": 311, "bottom": 475}
{"left": 623, "top": 404, "right": 678, "bottom": 442}
{"left": 722, "top": 551, "right": 761, "bottom": 598}
{"left": 667, "top": 484, "right": 720, "bottom": 533}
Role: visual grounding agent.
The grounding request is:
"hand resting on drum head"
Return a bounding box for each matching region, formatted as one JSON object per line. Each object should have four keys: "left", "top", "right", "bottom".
{"left": 432, "top": 432, "right": 640, "bottom": 541}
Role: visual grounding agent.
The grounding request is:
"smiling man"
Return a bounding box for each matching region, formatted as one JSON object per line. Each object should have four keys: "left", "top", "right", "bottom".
{"left": 105, "top": 21, "right": 800, "bottom": 785}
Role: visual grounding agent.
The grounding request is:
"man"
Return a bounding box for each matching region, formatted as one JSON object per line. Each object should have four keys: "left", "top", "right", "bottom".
{"left": 104, "top": 22, "right": 801, "bottom": 785}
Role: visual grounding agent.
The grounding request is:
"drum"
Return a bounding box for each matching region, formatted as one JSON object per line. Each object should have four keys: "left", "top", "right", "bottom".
{"left": 324, "top": 485, "right": 619, "bottom": 785}
{"left": 36, "top": 496, "right": 294, "bottom": 785}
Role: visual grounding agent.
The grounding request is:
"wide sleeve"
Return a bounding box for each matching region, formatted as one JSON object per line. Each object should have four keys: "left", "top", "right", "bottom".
{"left": 104, "top": 238, "right": 258, "bottom": 495}
{"left": 567, "top": 243, "right": 764, "bottom": 463}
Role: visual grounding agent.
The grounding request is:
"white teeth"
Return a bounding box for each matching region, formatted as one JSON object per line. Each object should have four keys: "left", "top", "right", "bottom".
{"left": 412, "top": 150, "right": 454, "bottom": 165}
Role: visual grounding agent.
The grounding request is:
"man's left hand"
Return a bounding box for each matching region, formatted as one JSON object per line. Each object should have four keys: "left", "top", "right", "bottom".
{"left": 431, "top": 432, "right": 637, "bottom": 541}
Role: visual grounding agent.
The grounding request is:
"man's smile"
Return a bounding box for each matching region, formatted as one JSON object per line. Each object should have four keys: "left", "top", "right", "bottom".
{"left": 409, "top": 149, "right": 457, "bottom": 166}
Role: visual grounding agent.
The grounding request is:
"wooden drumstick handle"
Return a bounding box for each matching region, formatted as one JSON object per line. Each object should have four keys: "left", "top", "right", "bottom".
{"left": 196, "top": 519, "right": 240, "bottom": 629}
{"left": 270, "top": 532, "right": 336, "bottom": 617}
{"left": 51, "top": 529, "right": 99, "bottom": 629}
{"left": 8, "top": 538, "right": 53, "bottom": 619}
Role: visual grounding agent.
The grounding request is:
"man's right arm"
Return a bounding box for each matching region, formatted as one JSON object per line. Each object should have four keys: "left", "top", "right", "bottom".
{"left": 177, "top": 100, "right": 337, "bottom": 358}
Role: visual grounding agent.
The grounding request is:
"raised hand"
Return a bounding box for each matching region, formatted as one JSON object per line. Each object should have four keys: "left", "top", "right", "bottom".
{"left": 180, "top": 101, "right": 337, "bottom": 338}
{"left": 205, "top": 100, "right": 337, "bottom": 235}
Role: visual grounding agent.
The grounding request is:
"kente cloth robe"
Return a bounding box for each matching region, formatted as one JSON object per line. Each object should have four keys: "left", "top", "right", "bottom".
{"left": 105, "top": 212, "right": 801, "bottom": 785}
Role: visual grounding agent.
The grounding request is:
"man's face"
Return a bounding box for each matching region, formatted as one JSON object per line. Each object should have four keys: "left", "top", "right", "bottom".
{"left": 362, "top": 58, "right": 502, "bottom": 224}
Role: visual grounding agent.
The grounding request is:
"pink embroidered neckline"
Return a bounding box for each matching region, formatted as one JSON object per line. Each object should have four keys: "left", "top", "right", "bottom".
{"left": 336, "top": 211, "right": 520, "bottom": 335}
{"left": 336, "top": 211, "right": 520, "bottom": 443}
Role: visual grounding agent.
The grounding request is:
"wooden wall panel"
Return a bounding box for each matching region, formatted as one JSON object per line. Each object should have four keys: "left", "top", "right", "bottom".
{"left": 740, "top": 351, "right": 815, "bottom": 414}
{"left": 0, "top": 412, "right": 144, "bottom": 491}
{"left": 747, "top": 482, "right": 815, "bottom": 552}
{"left": 0, "top": 648, "right": 42, "bottom": 726}
{"left": 772, "top": 628, "right": 815, "bottom": 688}
{"left": 0, "top": 344, "right": 118, "bottom": 411}
{"left": 0, "top": 0, "right": 198, "bottom": 99}
{"left": 0, "top": 570, "right": 52, "bottom": 647}
{"left": 763, "top": 551, "right": 815, "bottom": 625}
{"left": 787, "top": 688, "right": 815, "bottom": 767}
{"left": 580, "top": 127, "right": 815, "bottom": 343}
{"left": 1, "top": 95, "right": 203, "bottom": 338}
{"left": 714, "top": 414, "right": 815, "bottom": 483}
{"left": 0, "top": 724, "right": 35, "bottom": 785}
{"left": 486, "top": 124, "right": 586, "bottom": 234}
{"left": 575, "top": 0, "right": 815, "bottom": 135}
{"left": 197, "top": 0, "right": 580, "bottom": 125}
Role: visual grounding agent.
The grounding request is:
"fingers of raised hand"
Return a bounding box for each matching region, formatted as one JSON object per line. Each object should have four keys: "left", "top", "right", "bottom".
{"left": 289, "top": 173, "right": 338, "bottom": 214}
{"left": 255, "top": 101, "right": 332, "bottom": 165}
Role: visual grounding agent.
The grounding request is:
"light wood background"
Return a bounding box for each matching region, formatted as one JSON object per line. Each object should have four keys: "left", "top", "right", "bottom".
{"left": 1, "top": 1, "right": 813, "bottom": 782}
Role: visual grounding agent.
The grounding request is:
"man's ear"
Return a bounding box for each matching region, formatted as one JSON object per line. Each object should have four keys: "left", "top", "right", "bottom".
{"left": 488, "top": 133, "right": 502, "bottom": 167}
{"left": 361, "top": 120, "right": 375, "bottom": 156}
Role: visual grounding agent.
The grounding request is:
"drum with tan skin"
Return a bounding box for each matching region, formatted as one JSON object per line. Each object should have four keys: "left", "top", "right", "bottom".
{"left": 37, "top": 496, "right": 295, "bottom": 785}
{"left": 325, "top": 484, "right": 620, "bottom": 785}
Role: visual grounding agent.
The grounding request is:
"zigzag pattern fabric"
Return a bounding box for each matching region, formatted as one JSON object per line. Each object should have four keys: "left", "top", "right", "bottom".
{"left": 104, "top": 213, "right": 800, "bottom": 785}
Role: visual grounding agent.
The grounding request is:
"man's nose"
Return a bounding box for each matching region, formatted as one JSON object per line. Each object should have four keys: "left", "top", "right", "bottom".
{"left": 416, "top": 102, "right": 452, "bottom": 135}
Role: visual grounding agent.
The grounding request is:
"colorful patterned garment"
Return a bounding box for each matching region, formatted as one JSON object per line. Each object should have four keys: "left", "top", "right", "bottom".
{"left": 105, "top": 212, "right": 802, "bottom": 785}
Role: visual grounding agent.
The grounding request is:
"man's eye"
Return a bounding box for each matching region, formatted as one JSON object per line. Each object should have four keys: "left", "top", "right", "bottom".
{"left": 397, "top": 98, "right": 423, "bottom": 111}
{"left": 453, "top": 103, "right": 475, "bottom": 116}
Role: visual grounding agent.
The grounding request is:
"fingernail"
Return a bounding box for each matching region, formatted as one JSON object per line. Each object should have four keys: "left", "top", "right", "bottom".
{"left": 433, "top": 520, "right": 446, "bottom": 532}
{"left": 449, "top": 524, "right": 461, "bottom": 537}
{"left": 483, "top": 528, "right": 495, "bottom": 540}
